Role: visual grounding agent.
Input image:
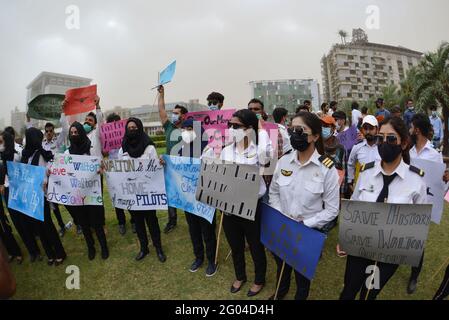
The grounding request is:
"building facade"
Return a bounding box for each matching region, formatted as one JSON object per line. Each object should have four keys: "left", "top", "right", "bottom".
{"left": 250, "top": 79, "right": 321, "bottom": 114}
{"left": 10, "top": 106, "right": 26, "bottom": 136}
{"left": 321, "top": 29, "right": 422, "bottom": 103}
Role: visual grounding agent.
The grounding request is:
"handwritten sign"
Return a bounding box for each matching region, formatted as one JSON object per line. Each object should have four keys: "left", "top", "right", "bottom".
{"left": 339, "top": 200, "right": 432, "bottom": 267}
{"left": 411, "top": 158, "right": 446, "bottom": 224}
{"left": 196, "top": 158, "right": 260, "bottom": 221}
{"left": 64, "top": 85, "right": 97, "bottom": 116}
{"left": 261, "top": 203, "right": 326, "bottom": 280}
{"left": 337, "top": 125, "right": 358, "bottom": 152}
{"left": 159, "top": 60, "right": 177, "bottom": 86}
{"left": 27, "top": 94, "right": 64, "bottom": 121}
{"left": 105, "top": 159, "right": 168, "bottom": 211}
{"left": 47, "top": 154, "right": 103, "bottom": 206}
{"left": 163, "top": 155, "right": 215, "bottom": 223}
{"left": 100, "top": 119, "right": 127, "bottom": 153}
{"left": 7, "top": 162, "right": 45, "bottom": 221}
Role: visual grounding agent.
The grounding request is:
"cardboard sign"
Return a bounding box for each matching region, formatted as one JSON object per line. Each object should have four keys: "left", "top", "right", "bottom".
{"left": 27, "top": 94, "right": 64, "bottom": 121}
{"left": 7, "top": 162, "right": 46, "bottom": 221}
{"left": 159, "top": 61, "right": 177, "bottom": 86}
{"left": 339, "top": 199, "right": 432, "bottom": 267}
{"left": 105, "top": 159, "right": 168, "bottom": 211}
{"left": 100, "top": 119, "right": 127, "bottom": 153}
{"left": 64, "top": 85, "right": 97, "bottom": 116}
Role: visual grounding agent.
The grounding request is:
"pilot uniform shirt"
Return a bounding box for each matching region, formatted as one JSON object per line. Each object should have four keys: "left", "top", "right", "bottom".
{"left": 220, "top": 130, "right": 273, "bottom": 199}
{"left": 409, "top": 140, "right": 443, "bottom": 164}
{"left": 118, "top": 145, "right": 158, "bottom": 161}
{"left": 269, "top": 150, "right": 340, "bottom": 229}
{"left": 347, "top": 140, "right": 381, "bottom": 183}
{"left": 352, "top": 160, "right": 427, "bottom": 204}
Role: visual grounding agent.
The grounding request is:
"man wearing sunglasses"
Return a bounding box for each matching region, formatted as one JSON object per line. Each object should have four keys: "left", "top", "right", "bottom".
{"left": 347, "top": 115, "right": 381, "bottom": 192}
{"left": 206, "top": 92, "right": 225, "bottom": 111}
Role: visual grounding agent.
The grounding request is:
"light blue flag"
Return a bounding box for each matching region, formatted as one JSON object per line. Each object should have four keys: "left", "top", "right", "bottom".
{"left": 163, "top": 155, "right": 215, "bottom": 224}
{"left": 7, "top": 162, "right": 46, "bottom": 221}
{"left": 159, "top": 60, "right": 177, "bottom": 85}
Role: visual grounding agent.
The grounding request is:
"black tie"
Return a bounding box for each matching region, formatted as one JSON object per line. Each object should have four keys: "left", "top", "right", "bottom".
{"left": 376, "top": 173, "right": 398, "bottom": 203}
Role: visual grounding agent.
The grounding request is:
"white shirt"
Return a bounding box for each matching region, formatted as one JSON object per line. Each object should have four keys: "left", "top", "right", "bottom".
{"left": 220, "top": 130, "right": 274, "bottom": 198}
{"left": 352, "top": 160, "right": 427, "bottom": 204}
{"left": 3, "top": 151, "right": 22, "bottom": 188}
{"left": 27, "top": 114, "right": 69, "bottom": 155}
{"left": 351, "top": 109, "right": 363, "bottom": 127}
{"left": 409, "top": 140, "right": 443, "bottom": 164}
{"left": 277, "top": 123, "right": 292, "bottom": 156}
{"left": 118, "top": 145, "right": 158, "bottom": 160}
{"left": 269, "top": 150, "right": 340, "bottom": 229}
{"left": 14, "top": 143, "right": 23, "bottom": 157}
{"left": 87, "top": 109, "right": 104, "bottom": 158}
{"left": 347, "top": 140, "right": 381, "bottom": 182}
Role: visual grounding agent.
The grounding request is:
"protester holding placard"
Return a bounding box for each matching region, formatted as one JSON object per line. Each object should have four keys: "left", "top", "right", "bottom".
{"left": 0, "top": 131, "right": 23, "bottom": 264}
{"left": 118, "top": 118, "right": 166, "bottom": 263}
{"left": 22, "top": 128, "right": 66, "bottom": 266}
{"left": 206, "top": 92, "right": 225, "bottom": 111}
{"left": 269, "top": 112, "right": 340, "bottom": 300}
{"left": 406, "top": 113, "right": 445, "bottom": 294}
{"left": 158, "top": 85, "right": 188, "bottom": 234}
{"left": 340, "top": 116, "right": 427, "bottom": 300}
{"left": 105, "top": 113, "right": 135, "bottom": 236}
{"left": 64, "top": 122, "right": 109, "bottom": 260}
{"left": 220, "top": 109, "right": 274, "bottom": 297}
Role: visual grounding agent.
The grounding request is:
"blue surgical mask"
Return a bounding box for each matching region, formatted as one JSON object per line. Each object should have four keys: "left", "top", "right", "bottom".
{"left": 171, "top": 113, "right": 180, "bottom": 124}
{"left": 432, "top": 111, "right": 438, "bottom": 117}
{"left": 83, "top": 123, "right": 93, "bottom": 134}
{"left": 209, "top": 104, "right": 219, "bottom": 111}
{"left": 322, "top": 127, "right": 332, "bottom": 139}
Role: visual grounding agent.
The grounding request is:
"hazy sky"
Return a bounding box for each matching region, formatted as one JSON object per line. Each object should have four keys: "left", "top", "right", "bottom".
{"left": 1, "top": 0, "right": 448, "bottom": 124}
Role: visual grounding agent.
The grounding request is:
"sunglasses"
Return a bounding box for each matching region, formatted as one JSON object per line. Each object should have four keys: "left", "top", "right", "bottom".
{"left": 45, "top": 130, "right": 54, "bottom": 133}
{"left": 228, "top": 123, "right": 245, "bottom": 130}
{"left": 375, "top": 134, "right": 399, "bottom": 145}
{"left": 288, "top": 126, "right": 312, "bottom": 136}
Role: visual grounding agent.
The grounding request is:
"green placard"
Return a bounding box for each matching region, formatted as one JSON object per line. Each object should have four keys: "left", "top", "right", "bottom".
{"left": 28, "top": 94, "right": 65, "bottom": 121}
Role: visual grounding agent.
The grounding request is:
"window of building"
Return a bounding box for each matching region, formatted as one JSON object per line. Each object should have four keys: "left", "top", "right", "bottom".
{"left": 358, "top": 93, "right": 363, "bottom": 98}
{"left": 347, "top": 92, "right": 352, "bottom": 97}
{"left": 350, "top": 70, "right": 356, "bottom": 75}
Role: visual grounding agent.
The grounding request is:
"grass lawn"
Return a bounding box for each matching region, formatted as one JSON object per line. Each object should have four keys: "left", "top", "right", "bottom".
{"left": 8, "top": 151, "right": 449, "bottom": 300}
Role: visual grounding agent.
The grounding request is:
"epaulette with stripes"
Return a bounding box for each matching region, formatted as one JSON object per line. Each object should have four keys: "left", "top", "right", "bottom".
{"left": 319, "top": 155, "right": 335, "bottom": 169}
{"left": 361, "top": 162, "right": 375, "bottom": 172}
{"left": 409, "top": 165, "right": 425, "bottom": 177}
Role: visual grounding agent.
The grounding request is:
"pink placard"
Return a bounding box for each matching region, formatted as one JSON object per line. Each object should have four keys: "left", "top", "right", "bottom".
{"left": 100, "top": 119, "right": 127, "bottom": 152}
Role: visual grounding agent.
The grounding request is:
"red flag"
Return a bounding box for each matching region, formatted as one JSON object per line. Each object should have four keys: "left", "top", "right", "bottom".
{"left": 64, "top": 85, "right": 97, "bottom": 116}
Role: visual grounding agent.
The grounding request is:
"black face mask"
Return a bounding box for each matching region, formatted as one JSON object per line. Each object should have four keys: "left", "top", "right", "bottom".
{"left": 290, "top": 132, "right": 310, "bottom": 152}
{"left": 365, "top": 134, "right": 376, "bottom": 143}
{"left": 128, "top": 129, "right": 139, "bottom": 139}
{"left": 378, "top": 143, "right": 402, "bottom": 163}
{"left": 70, "top": 135, "right": 81, "bottom": 145}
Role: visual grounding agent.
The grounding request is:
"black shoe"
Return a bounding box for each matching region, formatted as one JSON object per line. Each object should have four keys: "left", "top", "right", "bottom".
{"left": 163, "top": 223, "right": 176, "bottom": 234}
{"left": 247, "top": 285, "right": 264, "bottom": 298}
{"left": 230, "top": 280, "right": 247, "bottom": 294}
{"left": 407, "top": 278, "right": 418, "bottom": 294}
{"left": 189, "top": 259, "right": 204, "bottom": 273}
{"left": 76, "top": 225, "right": 83, "bottom": 235}
{"left": 101, "top": 247, "right": 110, "bottom": 260}
{"left": 47, "top": 259, "right": 55, "bottom": 266}
{"left": 88, "top": 248, "right": 96, "bottom": 261}
{"left": 59, "top": 227, "right": 66, "bottom": 238}
{"left": 156, "top": 248, "right": 167, "bottom": 263}
{"left": 135, "top": 250, "right": 149, "bottom": 261}
{"left": 55, "top": 256, "right": 66, "bottom": 266}
{"left": 206, "top": 262, "right": 218, "bottom": 277}
{"left": 16, "top": 256, "right": 23, "bottom": 265}
{"left": 118, "top": 224, "right": 126, "bottom": 236}
{"left": 131, "top": 223, "right": 137, "bottom": 234}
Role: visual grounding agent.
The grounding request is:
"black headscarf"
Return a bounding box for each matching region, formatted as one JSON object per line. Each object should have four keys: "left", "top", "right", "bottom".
{"left": 122, "top": 117, "right": 154, "bottom": 158}
{"left": 0, "top": 131, "right": 17, "bottom": 184}
{"left": 21, "top": 128, "right": 53, "bottom": 165}
{"left": 69, "top": 122, "right": 92, "bottom": 155}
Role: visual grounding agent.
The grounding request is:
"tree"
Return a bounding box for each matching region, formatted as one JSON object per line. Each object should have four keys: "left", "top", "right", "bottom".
{"left": 381, "top": 84, "right": 400, "bottom": 109}
{"left": 338, "top": 30, "right": 348, "bottom": 45}
{"left": 413, "top": 42, "right": 449, "bottom": 155}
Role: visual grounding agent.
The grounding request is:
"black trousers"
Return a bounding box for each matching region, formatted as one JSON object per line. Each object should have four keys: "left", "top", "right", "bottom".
{"left": 50, "top": 203, "right": 65, "bottom": 230}
{"left": 130, "top": 210, "right": 162, "bottom": 251}
{"left": 167, "top": 206, "right": 177, "bottom": 226}
{"left": 434, "top": 264, "right": 449, "bottom": 300}
{"left": 66, "top": 205, "right": 108, "bottom": 253}
{"left": 222, "top": 202, "right": 266, "bottom": 285}
{"left": 410, "top": 252, "right": 424, "bottom": 281}
{"left": 37, "top": 200, "right": 66, "bottom": 260}
{"left": 0, "top": 196, "right": 21, "bottom": 257}
{"left": 340, "top": 255, "right": 399, "bottom": 300}
{"left": 272, "top": 253, "right": 311, "bottom": 300}
{"left": 115, "top": 208, "right": 135, "bottom": 226}
{"left": 185, "top": 211, "right": 217, "bottom": 263}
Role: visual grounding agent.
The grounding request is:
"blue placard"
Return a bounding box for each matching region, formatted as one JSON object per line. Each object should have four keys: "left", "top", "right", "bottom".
{"left": 260, "top": 203, "right": 327, "bottom": 280}
{"left": 159, "top": 60, "right": 177, "bottom": 85}
{"left": 163, "top": 155, "right": 215, "bottom": 223}
{"left": 7, "top": 162, "right": 46, "bottom": 221}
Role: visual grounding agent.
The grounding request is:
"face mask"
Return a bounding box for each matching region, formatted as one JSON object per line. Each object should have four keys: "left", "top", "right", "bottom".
{"left": 336, "top": 123, "right": 341, "bottom": 131}
{"left": 322, "top": 127, "right": 332, "bottom": 140}
{"left": 378, "top": 143, "right": 402, "bottom": 163}
{"left": 83, "top": 123, "right": 93, "bottom": 134}
{"left": 70, "top": 135, "right": 81, "bottom": 145}
{"left": 409, "top": 106, "right": 414, "bottom": 110}
{"left": 290, "top": 132, "right": 310, "bottom": 152}
{"left": 229, "top": 128, "right": 246, "bottom": 143}
{"left": 365, "top": 134, "right": 376, "bottom": 143}
{"left": 182, "top": 131, "right": 196, "bottom": 144}
{"left": 209, "top": 104, "right": 219, "bottom": 111}
{"left": 128, "top": 129, "right": 139, "bottom": 139}
{"left": 432, "top": 111, "right": 438, "bottom": 117}
{"left": 171, "top": 113, "right": 180, "bottom": 124}
{"left": 0, "top": 144, "right": 5, "bottom": 153}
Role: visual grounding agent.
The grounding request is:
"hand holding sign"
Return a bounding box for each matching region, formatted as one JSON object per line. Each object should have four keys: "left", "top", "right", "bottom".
{"left": 64, "top": 85, "right": 98, "bottom": 116}
{"left": 152, "top": 61, "right": 176, "bottom": 90}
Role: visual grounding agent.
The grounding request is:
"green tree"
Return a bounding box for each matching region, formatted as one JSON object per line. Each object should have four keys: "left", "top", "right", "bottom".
{"left": 338, "top": 30, "right": 348, "bottom": 45}
{"left": 381, "top": 84, "right": 400, "bottom": 109}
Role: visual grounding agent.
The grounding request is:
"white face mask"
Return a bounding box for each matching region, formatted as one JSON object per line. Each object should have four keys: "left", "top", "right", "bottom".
{"left": 0, "top": 144, "right": 5, "bottom": 153}
{"left": 181, "top": 131, "right": 196, "bottom": 144}
{"left": 229, "top": 128, "right": 246, "bottom": 143}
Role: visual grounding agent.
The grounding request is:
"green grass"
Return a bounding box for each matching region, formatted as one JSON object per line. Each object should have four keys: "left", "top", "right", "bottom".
{"left": 8, "top": 151, "right": 449, "bottom": 299}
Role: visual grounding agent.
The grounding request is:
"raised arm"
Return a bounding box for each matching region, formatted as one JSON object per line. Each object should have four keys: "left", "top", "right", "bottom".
{"left": 158, "top": 85, "right": 169, "bottom": 126}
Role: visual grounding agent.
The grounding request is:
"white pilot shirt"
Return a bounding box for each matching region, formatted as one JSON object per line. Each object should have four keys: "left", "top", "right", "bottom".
{"left": 347, "top": 140, "right": 381, "bottom": 182}
{"left": 118, "top": 145, "right": 158, "bottom": 160}
{"left": 220, "top": 130, "right": 274, "bottom": 198}
{"left": 352, "top": 160, "right": 427, "bottom": 204}
{"left": 277, "top": 123, "right": 292, "bottom": 156}
{"left": 269, "top": 149, "right": 340, "bottom": 229}
{"left": 409, "top": 140, "right": 443, "bottom": 163}
{"left": 87, "top": 109, "right": 104, "bottom": 158}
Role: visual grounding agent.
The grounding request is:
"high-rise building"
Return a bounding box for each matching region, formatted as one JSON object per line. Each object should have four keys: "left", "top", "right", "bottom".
{"left": 249, "top": 79, "right": 321, "bottom": 114}
{"left": 10, "top": 106, "right": 27, "bottom": 136}
{"left": 321, "top": 29, "right": 423, "bottom": 103}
